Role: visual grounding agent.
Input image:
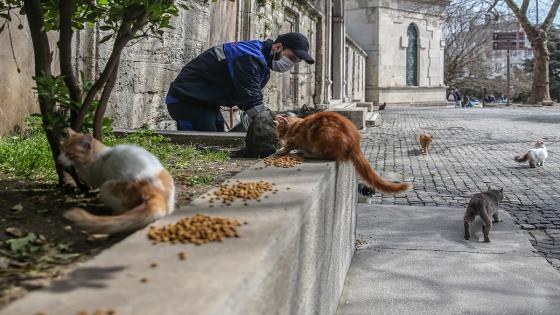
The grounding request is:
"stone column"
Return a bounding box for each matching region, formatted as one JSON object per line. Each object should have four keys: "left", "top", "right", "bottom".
{"left": 323, "top": 0, "right": 333, "bottom": 103}
{"left": 331, "top": 0, "right": 345, "bottom": 101}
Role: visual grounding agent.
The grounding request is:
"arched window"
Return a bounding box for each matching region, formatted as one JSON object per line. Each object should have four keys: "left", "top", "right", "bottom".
{"left": 406, "top": 24, "right": 418, "bottom": 86}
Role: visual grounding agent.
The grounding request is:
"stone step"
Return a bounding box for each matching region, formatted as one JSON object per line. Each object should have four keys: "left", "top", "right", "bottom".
{"left": 336, "top": 204, "right": 560, "bottom": 315}
{"left": 365, "top": 112, "right": 381, "bottom": 127}
{"left": 355, "top": 102, "right": 374, "bottom": 112}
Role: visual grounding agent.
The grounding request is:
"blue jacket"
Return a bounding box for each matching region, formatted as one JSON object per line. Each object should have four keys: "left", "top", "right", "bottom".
{"left": 166, "top": 40, "right": 272, "bottom": 111}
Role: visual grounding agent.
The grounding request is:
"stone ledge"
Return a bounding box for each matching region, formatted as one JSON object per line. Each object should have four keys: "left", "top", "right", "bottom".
{"left": 113, "top": 128, "right": 246, "bottom": 147}
{"left": 376, "top": 101, "right": 452, "bottom": 108}
{"left": 366, "top": 112, "right": 381, "bottom": 127}
{"left": 1, "top": 160, "right": 357, "bottom": 315}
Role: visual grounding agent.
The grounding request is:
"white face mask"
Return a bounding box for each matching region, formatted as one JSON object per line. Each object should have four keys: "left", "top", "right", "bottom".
{"left": 271, "top": 50, "right": 295, "bottom": 73}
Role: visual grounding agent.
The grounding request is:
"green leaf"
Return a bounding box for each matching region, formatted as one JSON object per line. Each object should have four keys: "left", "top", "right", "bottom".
{"left": 99, "top": 33, "right": 113, "bottom": 44}
{"left": 6, "top": 233, "right": 37, "bottom": 252}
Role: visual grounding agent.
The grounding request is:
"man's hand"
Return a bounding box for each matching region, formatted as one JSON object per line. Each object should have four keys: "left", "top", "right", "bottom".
{"left": 241, "top": 105, "right": 270, "bottom": 130}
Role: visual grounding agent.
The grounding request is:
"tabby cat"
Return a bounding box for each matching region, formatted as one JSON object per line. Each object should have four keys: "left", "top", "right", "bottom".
{"left": 464, "top": 187, "right": 503, "bottom": 243}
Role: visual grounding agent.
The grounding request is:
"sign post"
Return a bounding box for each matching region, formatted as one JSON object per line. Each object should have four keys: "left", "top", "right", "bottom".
{"left": 507, "top": 50, "right": 511, "bottom": 106}
{"left": 493, "top": 31, "right": 526, "bottom": 106}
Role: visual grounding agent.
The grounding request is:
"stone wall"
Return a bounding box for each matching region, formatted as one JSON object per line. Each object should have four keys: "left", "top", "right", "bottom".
{"left": 1, "top": 0, "right": 369, "bottom": 134}
{"left": 345, "top": 35, "right": 367, "bottom": 102}
{"left": 73, "top": 0, "right": 325, "bottom": 130}
{"left": 75, "top": 1, "right": 211, "bottom": 130}
{"left": 0, "top": 15, "right": 59, "bottom": 135}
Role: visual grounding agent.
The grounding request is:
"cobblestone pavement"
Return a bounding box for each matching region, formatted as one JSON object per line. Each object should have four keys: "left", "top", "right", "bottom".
{"left": 362, "top": 105, "right": 560, "bottom": 270}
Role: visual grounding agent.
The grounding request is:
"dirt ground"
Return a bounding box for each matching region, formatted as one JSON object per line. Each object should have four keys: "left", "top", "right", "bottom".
{"left": 0, "top": 157, "right": 256, "bottom": 308}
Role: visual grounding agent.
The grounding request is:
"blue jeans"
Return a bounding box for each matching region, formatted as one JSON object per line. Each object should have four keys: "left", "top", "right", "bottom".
{"left": 167, "top": 99, "right": 225, "bottom": 132}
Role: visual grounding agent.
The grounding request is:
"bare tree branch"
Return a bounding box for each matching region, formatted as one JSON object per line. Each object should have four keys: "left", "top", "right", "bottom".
{"left": 542, "top": 0, "right": 560, "bottom": 31}
{"left": 93, "top": 59, "right": 120, "bottom": 140}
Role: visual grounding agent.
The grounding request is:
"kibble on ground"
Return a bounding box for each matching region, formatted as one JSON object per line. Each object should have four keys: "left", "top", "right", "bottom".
{"left": 148, "top": 214, "right": 245, "bottom": 245}
{"left": 211, "top": 181, "right": 274, "bottom": 204}
{"left": 263, "top": 154, "right": 304, "bottom": 168}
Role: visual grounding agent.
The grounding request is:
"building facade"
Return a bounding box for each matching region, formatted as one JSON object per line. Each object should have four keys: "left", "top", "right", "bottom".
{"left": 346, "top": 0, "right": 447, "bottom": 105}
{"left": 0, "top": 0, "right": 448, "bottom": 133}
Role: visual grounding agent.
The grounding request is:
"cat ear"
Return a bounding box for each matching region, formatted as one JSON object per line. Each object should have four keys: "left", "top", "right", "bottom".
{"left": 61, "top": 128, "right": 77, "bottom": 139}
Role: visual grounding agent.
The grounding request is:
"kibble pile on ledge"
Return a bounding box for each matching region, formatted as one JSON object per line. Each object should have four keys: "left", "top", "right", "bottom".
{"left": 148, "top": 214, "right": 246, "bottom": 245}
{"left": 263, "top": 154, "right": 304, "bottom": 168}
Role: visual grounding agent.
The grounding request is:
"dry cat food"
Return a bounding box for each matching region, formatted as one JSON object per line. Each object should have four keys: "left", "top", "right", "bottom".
{"left": 148, "top": 214, "right": 244, "bottom": 245}
{"left": 178, "top": 252, "right": 187, "bottom": 260}
{"left": 355, "top": 239, "right": 367, "bottom": 247}
{"left": 263, "top": 154, "right": 304, "bottom": 168}
{"left": 211, "top": 181, "right": 274, "bottom": 204}
{"left": 73, "top": 310, "right": 116, "bottom": 315}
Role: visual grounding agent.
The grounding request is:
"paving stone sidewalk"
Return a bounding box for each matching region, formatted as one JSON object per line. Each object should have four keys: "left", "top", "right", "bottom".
{"left": 362, "top": 105, "right": 560, "bottom": 270}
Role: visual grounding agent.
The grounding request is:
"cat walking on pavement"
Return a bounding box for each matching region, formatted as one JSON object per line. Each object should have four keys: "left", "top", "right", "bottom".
{"left": 514, "top": 139, "right": 548, "bottom": 168}
{"left": 419, "top": 133, "right": 433, "bottom": 155}
{"left": 464, "top": 187, "right": 504, "bottom": 243}
{"left": 59, "top": 128, "right": 175, "bottom": 235}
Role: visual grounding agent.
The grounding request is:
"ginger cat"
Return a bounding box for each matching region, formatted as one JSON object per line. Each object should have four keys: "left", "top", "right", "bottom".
{"left": 514, "top": 139, "right": 548, "bottom": 168}
{"left": 275, "top": 112, "right": 412, "bottom": 195}
{"left": 419, "top": 133, "right": 433, "bottom": 155}
{"left": 58, "top": 129, "right": 175, "bottom": 235}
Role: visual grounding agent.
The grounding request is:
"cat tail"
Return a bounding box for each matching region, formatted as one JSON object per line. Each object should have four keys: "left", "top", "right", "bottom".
{"left": 64, "top": 195, "right": 169, "bottom": 235}
{"left": 514, "top": 152, "right": 529, "bottom": 162}
{"left": 350, "top": 150, "right": 413, "bottom": 195}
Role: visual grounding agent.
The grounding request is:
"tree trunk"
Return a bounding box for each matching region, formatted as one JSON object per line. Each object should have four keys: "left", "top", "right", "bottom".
{"left": 23, "top": 0, "right": 83, "bottom": 188}
{"left": 528, "top": 40, "right": 552, "bottom": 104}
{"left": 93, "top": 59, "right": 120, "bottom": 140}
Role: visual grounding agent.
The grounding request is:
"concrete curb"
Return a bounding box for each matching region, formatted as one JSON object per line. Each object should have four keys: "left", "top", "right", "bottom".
{"left": 1, "top": 160, "right": 357, "bottom": 315}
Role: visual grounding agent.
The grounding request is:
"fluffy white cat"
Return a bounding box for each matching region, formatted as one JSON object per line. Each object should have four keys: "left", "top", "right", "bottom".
{"left": 514, "top": 139, "right": 548, "bottom": 168}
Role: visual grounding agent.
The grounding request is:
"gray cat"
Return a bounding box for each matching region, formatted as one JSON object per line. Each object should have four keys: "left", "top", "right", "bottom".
{"left": 463, "top": 187, "right": 504, "bottom": 242}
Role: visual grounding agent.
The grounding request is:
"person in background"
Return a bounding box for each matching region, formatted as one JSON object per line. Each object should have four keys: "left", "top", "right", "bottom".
{"left": 453, "top": 88, "right": 462, "bottom": 108}
{"left": 165, "top": 32, "right": 315, "bottom": 131}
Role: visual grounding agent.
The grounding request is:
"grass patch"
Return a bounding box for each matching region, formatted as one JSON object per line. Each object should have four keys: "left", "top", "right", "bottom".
{"left": 0, "top": 124, "right": 229, "bottom": 182}
{"left": 0, "top": 124, "right": 55, "bottom": 180}
{"left": 186, "top": 175, "right": 214, "bottom": 186}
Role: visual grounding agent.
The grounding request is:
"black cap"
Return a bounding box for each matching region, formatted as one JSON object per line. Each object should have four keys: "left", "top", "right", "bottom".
{"left": 274, "top": 32, "right": 315, "bottom": 64}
